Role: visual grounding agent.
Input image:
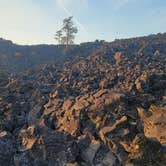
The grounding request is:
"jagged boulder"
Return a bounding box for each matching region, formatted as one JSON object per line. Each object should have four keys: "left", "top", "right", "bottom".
{"left": 15, "top": 125, "right": 79, "bottom": 165}
{"left": 79, "top": 134, "right": 122, "bottom": 166}
{"left": 121, "top": 134, "right": 166, "bottom": 166}
{"left": 137, "top": 106, "right": 166, "bottom": 145}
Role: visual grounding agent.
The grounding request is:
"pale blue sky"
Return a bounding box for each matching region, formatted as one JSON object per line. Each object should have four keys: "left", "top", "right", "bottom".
{"left": 0, "top": 0, "right": 166, "bottom": 45}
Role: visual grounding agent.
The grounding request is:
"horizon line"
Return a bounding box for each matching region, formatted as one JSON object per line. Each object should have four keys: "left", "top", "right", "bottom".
{"left": 0, "top": 32, "right": 165, "bottom": 46}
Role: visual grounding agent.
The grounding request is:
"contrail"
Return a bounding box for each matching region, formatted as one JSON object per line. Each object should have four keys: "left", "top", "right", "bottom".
{"left": 57, "top": 0, "right": 88, "bottom": 35}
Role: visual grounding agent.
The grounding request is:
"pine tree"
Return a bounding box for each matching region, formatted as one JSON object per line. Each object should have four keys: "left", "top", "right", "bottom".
{"left": 55, "top": 16, "right": 78, "bottom": 47}
{"left": 62, "top": 16, "right": 78, "bottom": 47}
{"left": 55, "top": 30, "right": 63, "bottom": 45}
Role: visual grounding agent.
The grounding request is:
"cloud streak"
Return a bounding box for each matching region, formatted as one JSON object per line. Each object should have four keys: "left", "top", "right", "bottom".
{"left": 56, "top": 0, "right": 89, "bottom": 34}
{"left": 108, "top": 0, "right": 134, "bottom": 10}
{"left": 0, "top": 0, "right": 165, "bottom": 44}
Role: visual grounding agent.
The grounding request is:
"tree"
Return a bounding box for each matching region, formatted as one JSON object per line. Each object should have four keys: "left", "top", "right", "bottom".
{"left": 62, "top": 16, "right": 78, "bottom": 47}
{"left": 55, "top": 30, "right": 63, "bottom": 45}
{"left": 61, "top": 36, "right": 67, "bottom": 45}
{"left": 54, "top": 16, "right": 78, "bottom": 47}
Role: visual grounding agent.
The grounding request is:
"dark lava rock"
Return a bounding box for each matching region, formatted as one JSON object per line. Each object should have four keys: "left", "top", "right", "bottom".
{"left": 14, "top": 125, "right": 78, "bottom": 166}
{"left": 0, "top": 33, "right": 166, "bottom": 165}
{"left": 0, "top": 131, "right": 15, "bottom": 165}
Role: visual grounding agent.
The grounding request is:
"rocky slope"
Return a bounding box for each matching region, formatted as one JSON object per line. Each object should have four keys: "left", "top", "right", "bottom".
{"left": 0, "top": 38, "right": 104, "bottom": 73}
{"left": 0, "top": 33, "right": 166, "bottom": 166}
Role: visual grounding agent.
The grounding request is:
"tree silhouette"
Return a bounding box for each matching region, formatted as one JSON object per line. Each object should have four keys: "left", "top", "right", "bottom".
{"left": 55, "top": 30, "right": 63, "bottom": 45}
{"left": 62, "top": 16, "right": 78, "bottom": 47}
{"left": 55, "top": 16, "right": 78, "bottom": 47}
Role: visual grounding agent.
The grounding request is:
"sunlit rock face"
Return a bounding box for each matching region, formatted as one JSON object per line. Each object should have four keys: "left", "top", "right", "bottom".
{"left": 137, "top": 106, "right": 166, "bottom": 145}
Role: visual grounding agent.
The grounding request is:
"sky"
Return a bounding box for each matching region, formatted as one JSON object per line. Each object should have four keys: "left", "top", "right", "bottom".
{"left": 0, "top": 0, "right": 166, "bottom": 45}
